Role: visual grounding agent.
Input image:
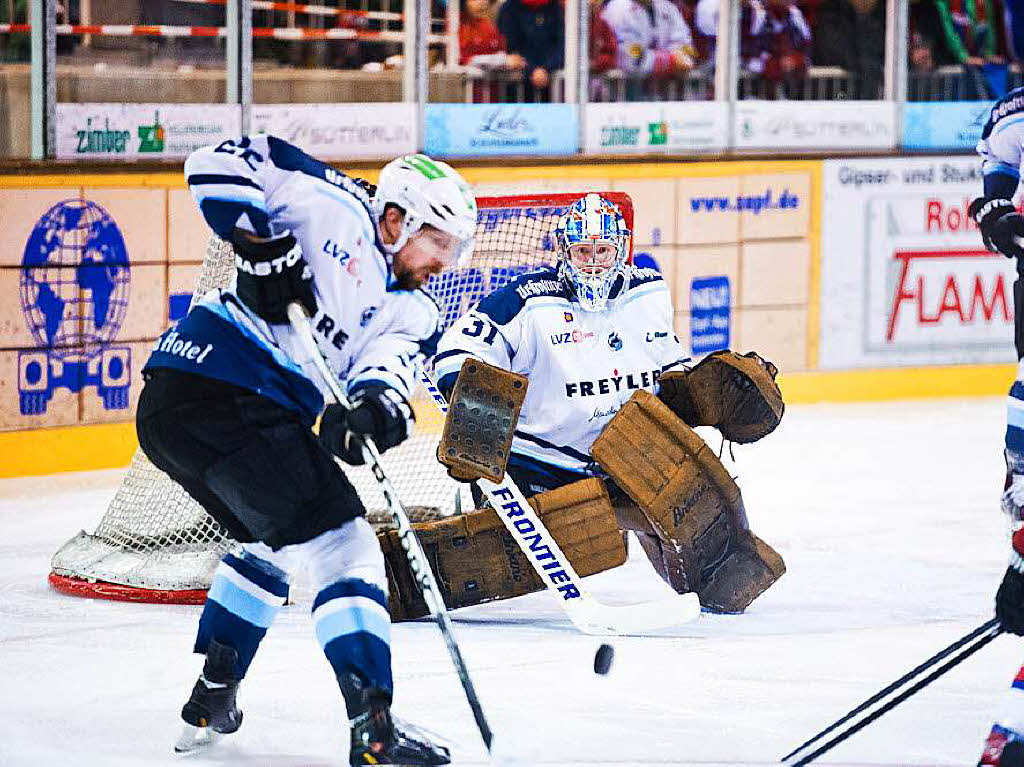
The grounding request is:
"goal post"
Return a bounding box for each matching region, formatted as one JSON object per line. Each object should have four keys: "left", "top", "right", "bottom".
{"left": 48, "top": 191, "right": 635, "bottom": 604}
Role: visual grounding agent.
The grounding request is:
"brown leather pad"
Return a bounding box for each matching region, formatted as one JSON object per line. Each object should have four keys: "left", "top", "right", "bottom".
{"left": 380, "top": 477, "right": 626, "bottom": 621}
{"left": 658, "top": 350, "right": 784, "bottom": 444}
{"left": 592, "top": 390, "right": 784, "bottom": 612}
{"left": 436, "top": 359, "right": 528, "bottom": 483}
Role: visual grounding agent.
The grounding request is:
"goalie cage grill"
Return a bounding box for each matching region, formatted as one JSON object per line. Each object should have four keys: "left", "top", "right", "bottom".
{"left": 48, "top": 191, "right": 635, "bottom": 603}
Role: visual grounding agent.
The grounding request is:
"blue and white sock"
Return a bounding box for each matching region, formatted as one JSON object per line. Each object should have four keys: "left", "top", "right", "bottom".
{"left": 194, "top": 551, "right": 289, "bottom": 678}
{"left": 312, "top": 579, "right": 392, "bottom": 695}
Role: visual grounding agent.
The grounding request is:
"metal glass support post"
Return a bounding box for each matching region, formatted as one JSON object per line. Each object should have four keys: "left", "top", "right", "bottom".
{"left": 446, "top": 0, "right": 459, "bottom": 70}
{"left": 403, "top": 0, "right": 426, "bottom": 150}
{"left": 226, "top": 0, "right": 253, "bottom": 133}
{"left": 713, "top": 0, "right": 737, "bottom": 149}
{"left": 30, "top": 0, "right": 55, "bottom": 159}
{"left": 564, "top": 0, "right": 581, "bottom": 104}
{"left": 885, "top": 0, "right": 908, "bottom": 143}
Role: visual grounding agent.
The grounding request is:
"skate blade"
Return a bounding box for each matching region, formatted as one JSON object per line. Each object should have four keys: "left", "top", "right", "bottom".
{"left": 174, "top": 723, "right": 222, "bottom": 753}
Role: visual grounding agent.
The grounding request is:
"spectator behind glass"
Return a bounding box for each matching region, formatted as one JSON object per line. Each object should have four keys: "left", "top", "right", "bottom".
{"left": 461, "top": 0, "right": 525, "bottom": 102}
{"left": 590, "top": 0, "right": 618, "bottom": 75}
{"left": 930, "top": 0, "right": 1003, "bottom": 67}
{"left": 752, "top": 0, "right": 812, "bottom": 86}
{"left": 812, "top": 0, "right": 885, "bottom": 98}
{"left": 497, "top": 0, "right": 565, "bottom": 101}
{"left": 460, "top": 0, "right": 524, "bottom": 68}
{"left": 694, "top": 0, "right": 768, "bottom": 71}
{"left": 601, "top": 0, "right": 697, "bottom": 87}
{"left": 1007, "top": 0, "right": 1024, "bottom": 59}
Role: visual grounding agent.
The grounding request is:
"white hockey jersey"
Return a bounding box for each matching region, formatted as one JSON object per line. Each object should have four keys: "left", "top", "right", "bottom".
{"left": 144, "top": 135, "right": 440, "bottom": 424}
{"left": 977, "top": 87, "right": 1024, "bottom": 190}
{"left": 433, "top": 266, "right": 688, "bottom": 476}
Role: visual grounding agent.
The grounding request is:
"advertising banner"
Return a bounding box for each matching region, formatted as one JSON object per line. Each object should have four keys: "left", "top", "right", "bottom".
{"left": 56, "top": 104, "right": 240, "bottom": 160}
{"left": 821, "top": 157, "right": 1016, "bottom": 368}
{"left": 735, "top": 101, "right": 896, "bottom": 150}
{"left": 903, "top": 101, "right": 989, "bottom": 150}
{"left": 250, "top": 103, "right": 417, "bottom": 160}
{"left": 424, "top": 104, "right": 578, "bottom": 157}
{"left": 583, "top": 102, "right": 728, "bottom": 154}
{"left": 690, "top": 276, "right": 731, "bottom": 355}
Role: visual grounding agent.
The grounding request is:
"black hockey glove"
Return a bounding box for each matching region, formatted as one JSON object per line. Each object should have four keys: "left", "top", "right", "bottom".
{"left": 319, "top": 385, "right": 413, "bottom": 466}
{"left": 997, "top": 561, "right": 1024, "bottom": 635}
{"left": 969, "top": 197, "right": 1024, "bottom": 260}
{"left": 233, "top": 230, "right": 317, "bottom": 324}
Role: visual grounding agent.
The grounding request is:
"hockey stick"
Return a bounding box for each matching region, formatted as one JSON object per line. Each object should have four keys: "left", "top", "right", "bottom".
{"left": 286, "top": 303, "right": 494, "bottom": 753}
{"left": 419, "top": 369, "right": 701, "bottom": 636}
{"left": 781, "top": 618, "right": 1002, "bottom": 766}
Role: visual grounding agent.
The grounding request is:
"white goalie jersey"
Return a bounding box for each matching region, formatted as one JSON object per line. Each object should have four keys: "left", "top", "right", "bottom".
{"left": 433, "top": 265, "right": 688, "bottom": 476}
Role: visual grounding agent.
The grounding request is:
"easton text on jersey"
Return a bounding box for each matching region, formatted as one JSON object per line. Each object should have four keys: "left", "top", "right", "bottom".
{"left": 565, "top": 368, "right": 662, "bottom": 397}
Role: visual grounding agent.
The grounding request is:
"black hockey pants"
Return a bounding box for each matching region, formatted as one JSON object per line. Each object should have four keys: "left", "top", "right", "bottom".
{"left": 137, "top": 369, "right": 366, "bottom": 550}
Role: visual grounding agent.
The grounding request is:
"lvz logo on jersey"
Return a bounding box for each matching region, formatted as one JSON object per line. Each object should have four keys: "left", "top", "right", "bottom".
{"left": 550, "top": 329, "right": 594, "bottom": 345}
{"left": 564, "top": 368, "right": 662, "bottom": 397}
{"left": 323, "top": 239, "right": 352, "bottom": 264}
{"left": 315, "top": 313, "right": 349, "bottom": 350}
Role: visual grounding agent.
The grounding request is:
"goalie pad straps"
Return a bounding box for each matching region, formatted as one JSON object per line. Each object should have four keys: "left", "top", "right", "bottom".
{"left": 592, "top": 390, "right": 785, "bottom": 613}
{"left": 379, "top": 477, "right": 626, "bottom": 621}
{"left": 436, "top": 359, "right": 529, "bottom": 483}
{"left": 658, "top": 350, "right": 784, "bottom": 444}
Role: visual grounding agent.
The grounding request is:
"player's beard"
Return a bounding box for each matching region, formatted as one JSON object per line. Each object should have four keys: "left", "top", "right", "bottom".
{"left": 391, "top": 261, "right": 427, "bottom": 291}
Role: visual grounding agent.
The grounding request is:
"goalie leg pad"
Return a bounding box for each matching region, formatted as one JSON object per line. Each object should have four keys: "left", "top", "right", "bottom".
{"left": 436, "top": 359, "right": 528, "bottom": 483}
{"left": 380, "top": 477, "right": 626, "bottom": 621}
{"left": 593, "top": 390, "right": 785, "bottom": 612}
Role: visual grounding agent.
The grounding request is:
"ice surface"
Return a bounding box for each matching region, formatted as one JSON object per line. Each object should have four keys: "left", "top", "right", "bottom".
{"left": 1, "top": 397, "right": 1022, "bottom": 766}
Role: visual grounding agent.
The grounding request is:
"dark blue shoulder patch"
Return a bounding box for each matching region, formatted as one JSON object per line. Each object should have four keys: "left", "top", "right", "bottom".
{"left": 983, "top": 87, "right": 1024, "bottom": 139}
{"left": 477, "top": 267, "right": 566, "bottom": 325}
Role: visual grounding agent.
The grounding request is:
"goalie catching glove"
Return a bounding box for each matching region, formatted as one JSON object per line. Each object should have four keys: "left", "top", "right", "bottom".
{"left": 232, "top": 230, "right": 317, "bottom": 324}
{"left": 319, "top": 384, "right": 413, "bottom": 465}
{"left": 658, "top": 349, "right": 784, "bottom": 444}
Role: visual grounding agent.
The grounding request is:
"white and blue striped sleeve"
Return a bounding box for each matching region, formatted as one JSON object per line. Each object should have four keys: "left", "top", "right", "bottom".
{"left": 184, "top": 134, "right": 286, "bottom": 240}
{"left": 346, "top": 290, "right": 442, "bottom": 403}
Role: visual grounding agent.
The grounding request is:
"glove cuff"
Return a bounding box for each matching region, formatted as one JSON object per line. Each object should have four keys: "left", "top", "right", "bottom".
{"left": 972, "top": 198, "right": 1015, "bottom": 224}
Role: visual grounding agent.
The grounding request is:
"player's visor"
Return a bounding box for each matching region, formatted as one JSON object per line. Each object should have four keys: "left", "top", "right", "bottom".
{"left": 408, "top": 226, "right": 465, "bottom": 269}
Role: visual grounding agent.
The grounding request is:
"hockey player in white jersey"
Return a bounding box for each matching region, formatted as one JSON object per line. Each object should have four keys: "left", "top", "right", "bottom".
{"left": 972, "top": 88, "right": 1024, "bottom": 767}
{"left": 383, "top": 193, "right": 786, "bottom": 621}
{"left": 135, "top": 138, "right": 475, "bottom": 765}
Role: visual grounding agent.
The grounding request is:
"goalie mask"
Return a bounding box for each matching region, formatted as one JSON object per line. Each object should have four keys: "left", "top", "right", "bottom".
{"left": 372, "top": 154, "right": 478, "bottom": 268}
{"left": 554, "top": 193, "right": 630, "bottom": 312}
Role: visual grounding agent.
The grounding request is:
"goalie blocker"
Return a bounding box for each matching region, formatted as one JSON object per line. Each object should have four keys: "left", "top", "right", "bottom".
{"left": 592, "top": 390, "right": 784, "bottom": 613}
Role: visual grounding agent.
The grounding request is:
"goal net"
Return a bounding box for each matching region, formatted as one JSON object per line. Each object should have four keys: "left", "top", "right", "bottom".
{"left": 48, "top": 191, "right": 634, "bottom": 604}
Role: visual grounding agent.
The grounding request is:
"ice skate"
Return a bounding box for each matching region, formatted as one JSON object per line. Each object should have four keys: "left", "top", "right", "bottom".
{"left": 342, "top": 674, "right": 449, "bottom": 766}
{"left": 174, "top": 639, "right": 243, "bottom": 753}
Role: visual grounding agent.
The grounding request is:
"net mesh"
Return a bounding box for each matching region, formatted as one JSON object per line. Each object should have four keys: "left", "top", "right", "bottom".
{"left": 49, "top": 192, "right": 633, "bottom": 599}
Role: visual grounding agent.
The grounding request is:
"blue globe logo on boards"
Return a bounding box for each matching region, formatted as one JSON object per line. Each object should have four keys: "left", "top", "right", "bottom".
{"left": 18, "top": 198, "right": 132, "bottom": 415}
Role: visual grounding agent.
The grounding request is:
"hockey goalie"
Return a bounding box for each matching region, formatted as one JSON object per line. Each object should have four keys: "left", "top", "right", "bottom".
{"left": 381, "top": 192, "right": 786, "bottom": 621}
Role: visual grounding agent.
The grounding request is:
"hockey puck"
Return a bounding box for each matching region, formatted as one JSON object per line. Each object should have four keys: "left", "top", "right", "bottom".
{"left": 593, "top": 643, "right": 614, "bottom": 675}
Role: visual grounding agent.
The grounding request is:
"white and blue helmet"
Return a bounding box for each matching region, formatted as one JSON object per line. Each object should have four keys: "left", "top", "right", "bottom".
{"left": 554, "top": 193, "right": 631, "bottom": 312}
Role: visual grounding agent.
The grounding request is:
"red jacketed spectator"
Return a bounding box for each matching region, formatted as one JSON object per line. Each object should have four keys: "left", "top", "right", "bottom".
{"left": 754, "top": 0, "right": 812, "bottom": 82}
{"left": 590, "top": 0, "right": 618, "bottom": 74}
{"left": 460, "top": 0, "right": 525, "bottom": 68}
